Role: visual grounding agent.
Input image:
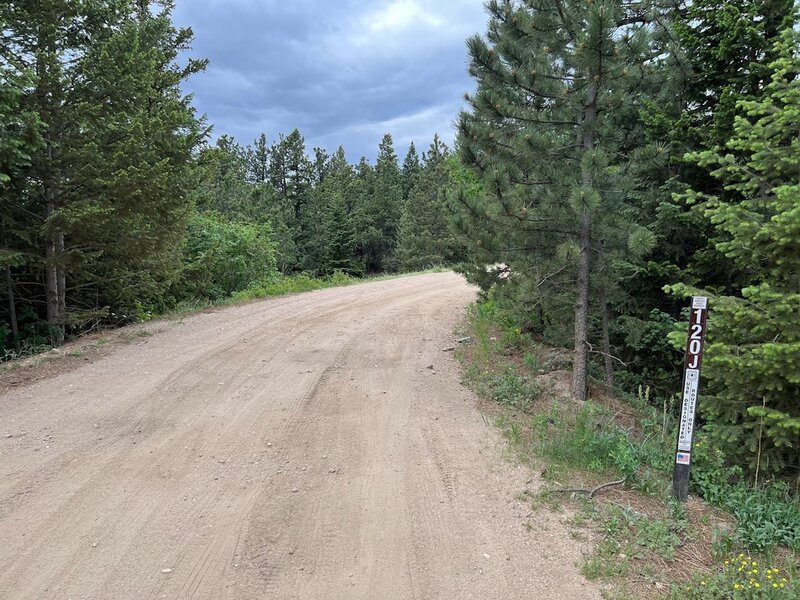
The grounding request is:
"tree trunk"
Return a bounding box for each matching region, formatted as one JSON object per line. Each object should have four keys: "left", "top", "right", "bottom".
{"left": 56, "top": 230, "right": 66, "bottom": 326}
{"left": 5, "top": 265, "right": 19, "bottom": 346}
{"left": 44, "top": 178, "right": 65, "bottom": 346}
{"left": 571, "top": 81, "right": 597, "bottom": 402}
{"left": 572, "top": 211, "right": 591, "bottom": 401}
{"left": 37, "top": 17, "right": 65, "bottom": 347}
{"left": 600, "top": 287, "right": 614, "bottom": 394}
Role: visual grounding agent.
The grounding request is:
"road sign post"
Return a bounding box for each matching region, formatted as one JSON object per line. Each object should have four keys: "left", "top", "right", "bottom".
{"left": 673, "top": 296, "right": 708, "bottom": 502}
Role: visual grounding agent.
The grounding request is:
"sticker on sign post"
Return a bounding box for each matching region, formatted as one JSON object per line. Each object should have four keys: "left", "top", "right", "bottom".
{"left": 676, "top": 452, "right": 691, "bottom": 466}
{"left": 678, "top": 369, "right": 699, "bottom": 452}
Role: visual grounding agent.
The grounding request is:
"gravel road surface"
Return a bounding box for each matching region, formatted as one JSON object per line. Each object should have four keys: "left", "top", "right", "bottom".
{"left": 0, "top": 272, "right": 599, "bottom": 599}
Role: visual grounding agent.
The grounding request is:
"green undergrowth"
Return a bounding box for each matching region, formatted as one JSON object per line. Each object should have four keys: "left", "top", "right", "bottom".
{"left": 458, "top": 299, "right": 799, "bottom": 599}
{"left": 209, "top": 266, "right": 445, "bottom": 306}
{"left": 1, "top": 269, "right": 446, "bottom": 373}
{"left": 228, "top": 271, "right": 361, "bottom": 302}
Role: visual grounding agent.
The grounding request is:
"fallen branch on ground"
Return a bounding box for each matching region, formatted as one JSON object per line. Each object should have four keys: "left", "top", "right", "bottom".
{"left": 552, "top": 478, "right": 625, "bottom": 499}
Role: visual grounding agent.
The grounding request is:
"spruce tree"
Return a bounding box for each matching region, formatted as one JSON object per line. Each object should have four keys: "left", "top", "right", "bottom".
{"left": 401, "top": 142, "right": 421, "bottom": 200}
{"left": 669, "top": 29, "right": 800, "bottom": 478}
{"left": 316, "top": 148, "right": 360, "bottom": 275}
{"left": 627, "top": 0, "right": 796, "bottom": 312}
{"left": 395, "top": 135, "right": 458, "bottom": 271}
{"left": 351, "top": 157, "right": 375, "bottom": 274}
{"left": 0, "top": 65, "right": 41, "bottom": 348}
{"left": 614, "top": 0, "right": 797, "bottom": 401}
{"left": 1, "top": 0, "right": 206, "bottom": 341}
{"left": 456, "top": 0, "right": 656, "bottom": 400}
{"left": 354, "top": 134, "right": 402, "bottom": 273}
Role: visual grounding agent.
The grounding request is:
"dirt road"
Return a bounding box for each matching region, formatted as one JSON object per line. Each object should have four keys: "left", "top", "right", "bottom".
{"left": 0, "top": 273, "right": 599, "bottom": 600}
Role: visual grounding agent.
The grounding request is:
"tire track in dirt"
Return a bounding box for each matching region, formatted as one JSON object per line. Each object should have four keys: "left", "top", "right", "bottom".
{"left": 0, "top": 273, "right": 601, "bottom": 600}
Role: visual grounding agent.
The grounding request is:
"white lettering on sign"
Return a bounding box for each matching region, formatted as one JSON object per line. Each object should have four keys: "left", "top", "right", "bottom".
{"left": 678, "top": 369, "right": 699, "bottom": 451}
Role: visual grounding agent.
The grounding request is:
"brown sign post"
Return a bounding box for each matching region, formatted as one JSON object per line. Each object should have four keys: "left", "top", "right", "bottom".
{"left": 673, "top": 296, "right": 709, "bottom": 502}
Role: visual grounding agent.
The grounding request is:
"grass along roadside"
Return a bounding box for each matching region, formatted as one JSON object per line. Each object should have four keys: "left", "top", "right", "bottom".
{"left": 457, "top": 298, "right": 799, "bottom": 599}
{"left": 0, "top": 269, "right": 445, "bottom": 388}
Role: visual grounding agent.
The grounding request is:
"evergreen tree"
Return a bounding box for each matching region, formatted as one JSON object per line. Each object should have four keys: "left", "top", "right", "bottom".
{"left": 669, "top": 29, "right": 800, "bottom": 478}
{"left": 401, "top": 142, "right": 421, "bottom": 200}
{"left": 268, "top": 129, "right": 310, "bottom": 270}
{"left": 354, "top": 134, "right": 402, "bottom": 273}
{"left": 311, "top": 147, "right": 329, "bottom": 186}
{"left": 0, "top": 65, "right": 41, "bottom": 348}
{"left": 672, "top": 0, "right": 795, "bottom": 149}
{"left": 616, "top": 0, "right": 797, "bottom": 400}
{"left": 194, "top": 136, "right": 252, "bottom": 219}
{"left": 351, "top": 156, "right": 375, "bottom": 274}
{"left": 269, "top": 129, "right": 311, "bottom": 221}
{"left": 247, "top": 132, "right": 270, "bottom": 185}
{"left": 627, "top": 0, "right": 796, "bottom": 308}
{"left": 300, "top": 147, "right": 359, "bottom": 275}
{"left": 455, "top": 0, "right": 656, "bottom": 400}
{"left": 1, "top": 0, "right": 207, "bottom": 341}
{"left": 395, "top": 135, "right": 459, "bottom": 271}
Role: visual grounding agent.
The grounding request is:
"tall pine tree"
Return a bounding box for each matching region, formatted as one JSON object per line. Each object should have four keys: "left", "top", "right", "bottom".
{"left": 354, "top": 134, "right": 402, "bottom": 273}
{"left": 395, "top": 135, "right": 459, "bottom": 271}
{"left": 455, "top": 0, "right": 657, "bottom": 400}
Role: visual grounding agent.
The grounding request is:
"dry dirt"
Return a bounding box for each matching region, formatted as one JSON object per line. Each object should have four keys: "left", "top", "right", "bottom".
{"left": 0, "top": 272, "right": 600, "bottom": 600}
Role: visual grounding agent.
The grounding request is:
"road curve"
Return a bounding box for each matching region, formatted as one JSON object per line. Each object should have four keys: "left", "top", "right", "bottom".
{"left": 0, "top": 272, "right": 599, "bottom": 599}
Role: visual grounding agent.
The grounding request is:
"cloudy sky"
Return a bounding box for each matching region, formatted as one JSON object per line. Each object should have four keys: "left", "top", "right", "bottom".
{"left": 172, "top": 0, "right": 488, "bottom": 162}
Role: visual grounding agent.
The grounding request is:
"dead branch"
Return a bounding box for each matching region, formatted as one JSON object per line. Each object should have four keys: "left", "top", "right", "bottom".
{"left": 552, "top": 478, "right": 626, "bottom": 498}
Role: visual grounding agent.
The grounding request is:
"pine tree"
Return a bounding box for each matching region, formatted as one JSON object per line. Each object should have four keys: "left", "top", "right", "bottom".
{"left": 401, "top": 142, "right": 421, "bottom": 200}
{"left": 455, "top": 0, "right": 657, "bottom": 400}
{"left": 247, "top": 132, "right": 270, "bottom": 185}
{"left": 1, "top": 0, "right": 207, "bottom": 341}
{"left": 311, "top": 147, "right": 329, "bottom": 187}
{"left": 395, "top": 135, "right": 459, "bottom": 271}
{"left": 269, "top": 129, "right": 311, "bottom": 221}
{"left": 0, "top": 64, "right": 41, "bottom": 348}
{"left": 669, "top": 29, "right": 800, "bottom": 478}
{"left": 354, "top": 134, "right": 402, "bottom": 273}
{"left": 313, "top": 147, "right": 360, "bottom": 275}
{"left": 194, "top": 136, "right": 252, "bottom": 219}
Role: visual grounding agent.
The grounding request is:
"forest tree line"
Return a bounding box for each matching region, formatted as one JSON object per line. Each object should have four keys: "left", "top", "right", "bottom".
{"left": 0, "top": 1, "right": 461, "bottom": 358}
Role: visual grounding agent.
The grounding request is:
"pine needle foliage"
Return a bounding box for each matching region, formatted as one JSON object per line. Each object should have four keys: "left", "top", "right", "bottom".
{"left": 454, "top": 0, "right": 659, "bottom": 399}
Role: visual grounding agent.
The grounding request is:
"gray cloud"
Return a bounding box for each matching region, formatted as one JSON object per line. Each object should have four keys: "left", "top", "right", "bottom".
{"left": 173, "top": 0, "right": 487, "bottom": 161}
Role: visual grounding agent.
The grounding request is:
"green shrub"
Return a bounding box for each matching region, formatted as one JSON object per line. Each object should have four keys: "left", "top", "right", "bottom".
{"left": 230, "top": 271, "right": 359, "bottom": 302}
{"left": 179, "top": 212, "right": 277, "bottom": 300}
{"left": 488, "top": 368, "right": 539, "bottom": 412}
